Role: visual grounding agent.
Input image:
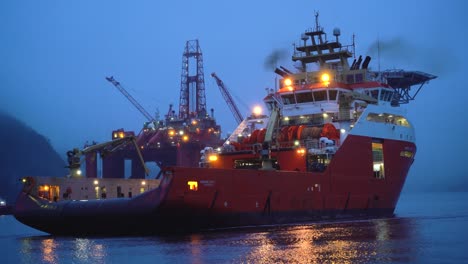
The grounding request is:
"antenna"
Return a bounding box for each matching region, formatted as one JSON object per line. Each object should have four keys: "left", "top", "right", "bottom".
{"left": 352, "top": 34, "right": 356, "bottom": 59}
{"left": 377, "top": 37, "right": 381, "bottom": 73}
{"left": 314, "top": 11, "right": 320, "bottom": 31}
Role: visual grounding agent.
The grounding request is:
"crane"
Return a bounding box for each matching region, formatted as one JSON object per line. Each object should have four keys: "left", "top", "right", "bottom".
{"left": 211, "top": 72, "right": 244, "bottom": 124}
{"left": 105, "top": 76, "right": 155, "bottom": 122}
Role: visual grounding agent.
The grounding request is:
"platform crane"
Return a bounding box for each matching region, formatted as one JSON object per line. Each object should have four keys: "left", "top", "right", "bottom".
{"left": 211, "top": 72, "right": 244, "bottom": 124}
{"left": 105, "top": 76, "right": 156, "bottom": 122}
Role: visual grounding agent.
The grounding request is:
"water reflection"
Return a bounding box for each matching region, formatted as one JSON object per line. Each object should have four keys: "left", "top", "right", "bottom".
{"left": 231, "top": 218, "right": 416, "bottom": 263}
{"left": 73, "top": 238, "right": 106, "bottom": 262}
{"left": 15, "top": 218, "right": 418, "bottom": 263}
{"left": 41, "top": 238, "right": 58, "bottom": 263}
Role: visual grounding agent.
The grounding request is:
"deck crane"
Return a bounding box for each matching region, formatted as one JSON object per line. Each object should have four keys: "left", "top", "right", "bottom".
{"left": 211, "top": 72, "right": 244, "bottom": 124}
{"left": 105, "top": 76, "right": 156, "bottom": 122}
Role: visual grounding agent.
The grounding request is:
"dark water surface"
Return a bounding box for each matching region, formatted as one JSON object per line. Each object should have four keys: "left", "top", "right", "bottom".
{"left": 1, "top": 192, "right": 467, "bottom": 263}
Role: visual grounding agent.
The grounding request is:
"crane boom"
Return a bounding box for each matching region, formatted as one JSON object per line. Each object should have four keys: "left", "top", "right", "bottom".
{"left": 105, "top": 76, "right": 155, "bottom": 122}
{"left": 211, "top": 72, "right": 244, "bottom": 124}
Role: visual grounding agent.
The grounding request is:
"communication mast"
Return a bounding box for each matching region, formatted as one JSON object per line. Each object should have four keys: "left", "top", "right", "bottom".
{"left": 179, "top": 40, "right": 207, "bottom": 119}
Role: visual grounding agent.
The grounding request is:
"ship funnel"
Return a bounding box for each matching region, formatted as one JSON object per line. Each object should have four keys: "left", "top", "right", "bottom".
{"left": 362, "top": 56, "right": 372, "bottom": 69}
{"left": 274, "top": 68, "right": 288, "bottom": 77}
{"left": 353, "top": 55, "right": 363, "bottom": 70}
{"left": 280, "top": 66, "right": 294, "bottom": 75}
{"left": 350, "top": 58, "right": 357, "bottom": 69}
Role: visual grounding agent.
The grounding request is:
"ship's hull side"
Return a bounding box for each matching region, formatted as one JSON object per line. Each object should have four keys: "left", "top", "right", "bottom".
{"left": 14, "top": 135, "right": 414, "bottom": 235}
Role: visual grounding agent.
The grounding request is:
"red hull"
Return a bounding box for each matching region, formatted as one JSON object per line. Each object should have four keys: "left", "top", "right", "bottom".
{"left": 14, "top": 135, "right": 414, "bottom": 235}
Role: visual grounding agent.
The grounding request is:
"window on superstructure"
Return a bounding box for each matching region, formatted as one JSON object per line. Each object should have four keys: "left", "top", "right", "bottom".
{"left": 281, "top": 94, "right": 296, "bottom": 105}
{"left": 366, "top": 113, "right": 411, "bottom": 127}
{"left": 355, "top": 73, "right": 363, "bottom": 83}
{"left": 380, "top": 90, "right": 394, "bottom": 102}
{"left": 296, "top": 91, "right": 313, "bottom": 103}
{"left": 328, "top": 90, "right": 338, "bottom": 101}
{"left": 370, "top": 90, "right": 379, "bottom": 100}
{"left": 372, "top": 141, "right": 385, "bottom": 179}
{"left": 313, "top": 90, "right": 327, "bottom": 101}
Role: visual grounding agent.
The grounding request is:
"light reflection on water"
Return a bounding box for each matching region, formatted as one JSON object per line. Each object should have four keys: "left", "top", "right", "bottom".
{"left": 3, "top": 192, "right": 468, "bottom": 263}
{"left": 12, "top": 218, "right": 418, "bottom": 264}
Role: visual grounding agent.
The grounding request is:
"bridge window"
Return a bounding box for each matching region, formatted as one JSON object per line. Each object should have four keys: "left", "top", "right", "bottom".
{"left": 380, "top": 90, "right": 394, "bottom": 102}
{"left": 296, "top": 92, "right": 313, "bottom": 103}
{"left": 281, "top": 94, "right": 296, "bottom": 105}
{"left": 328, "top": 90, "right": 338, "bottom": 101}
{"left": 313, "top": 90, "right": 327, "bottom": 101}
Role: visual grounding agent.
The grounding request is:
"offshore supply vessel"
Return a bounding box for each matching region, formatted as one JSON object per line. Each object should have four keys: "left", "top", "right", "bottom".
{"left": 14, "top": 14, "right": 436, "bottom": 235}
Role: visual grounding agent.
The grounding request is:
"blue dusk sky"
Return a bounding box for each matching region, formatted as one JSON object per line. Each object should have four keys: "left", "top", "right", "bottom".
{"left": 1, "top": 0, "right": 467, "bottom": 191}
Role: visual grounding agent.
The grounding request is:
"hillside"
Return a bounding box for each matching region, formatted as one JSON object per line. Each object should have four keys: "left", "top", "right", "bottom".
{"left": 0, "top": 111, "right": 67, "bottom": 203}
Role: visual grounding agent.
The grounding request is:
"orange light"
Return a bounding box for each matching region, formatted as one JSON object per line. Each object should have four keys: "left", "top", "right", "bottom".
{"left": 191, "top": 120, "right": 198, "bottom": 125}
{"left": 321, "top": 73, "right": 330, "bottom": 82}
{"left": 284, "top": 78, "right": 292, "bottom": 86}
{"left": 182, "top": 135, "right": 189, "bottom": 142}
{"left": 168, "top": 130, "right": 175, "bottom": 136}
{"left": 208, "top": 155, "right": 218, "bottom": 161}
{"left": 296, "top": 148, "right": 306, "bottom": 155}
{"left": 44, "top": 185, "right": 49, "bottom": 191}
{"left": 188, "top": 181, "right": 198, "bottom": 191}
{"left": 119, "top": 132, "right": 124, "bottom": 138}
{"left": 287, "top": 86, "right": 294, "bottom": 91}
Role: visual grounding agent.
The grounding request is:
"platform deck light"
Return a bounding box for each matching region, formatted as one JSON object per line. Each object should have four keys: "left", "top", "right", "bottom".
{"left": 284, "top": 78, "right": 292, "bottom": 86}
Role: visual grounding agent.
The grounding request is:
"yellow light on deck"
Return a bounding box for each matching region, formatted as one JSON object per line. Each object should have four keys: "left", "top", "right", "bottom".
{"left": 321, "top": 73, "right": 330, "bottom": 82}
{"left": 284, "top": 78, "right": 292, "bottom": 86}
{"left": 93, "top": 180, "right": 99, "bottom": 185}
{"left": 22, "top": 178, "right": 27, "bottom": 183}
{"left": 208, "top": 155, "right": 218, "bottom": 161}
{"left": 44, "top": 185, "right": 49, "bottom": 191}
{"left": 141, "top": 181, "right": 146, "bottom": 186}
{"left": 188, "top": 181, "right": 198, "bottom": 191}
{"left": 168, "top": 130, "right": 175, "bottom": 136}
{"left": 119, "top": 132, "right": 124, "bottom": 138}
{"left": 182, "top": 135, "right": 189, "bottom": 142}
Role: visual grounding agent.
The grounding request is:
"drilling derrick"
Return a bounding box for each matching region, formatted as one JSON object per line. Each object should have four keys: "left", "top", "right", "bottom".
{"left": 179, "top": 40, "right": 207, "bottom": 119}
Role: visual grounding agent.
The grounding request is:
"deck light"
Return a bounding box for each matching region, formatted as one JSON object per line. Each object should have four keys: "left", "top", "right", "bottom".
{"left": 284, "top": 78, "right": 292, "bottom": 86}
{"left": 253, "top": 106, "right": 262, "bottom": 116}
{"left": 208, "top": 155, "right": 218, "bottom": 162}
{"left": 321, "top": 73, "right": 330, "bottom": 82}
{"left": 182, "top": 135, "right": 189, "bottom": 142}
{"left": 93, "top": 180, "right": 99, "bottom": 185}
